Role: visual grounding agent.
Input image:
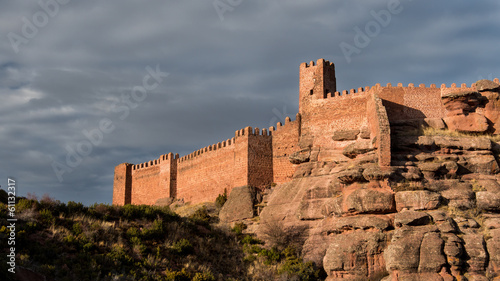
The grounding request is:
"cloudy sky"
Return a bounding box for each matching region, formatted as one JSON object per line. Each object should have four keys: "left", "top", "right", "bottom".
{"left": 1, "top": 0, "right": 499, "bottom": 205}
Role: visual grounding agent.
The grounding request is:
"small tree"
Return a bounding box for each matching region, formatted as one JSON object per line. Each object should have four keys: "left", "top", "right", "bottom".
{"left": 215, "top": 189, "right": 228, "bottom": 209}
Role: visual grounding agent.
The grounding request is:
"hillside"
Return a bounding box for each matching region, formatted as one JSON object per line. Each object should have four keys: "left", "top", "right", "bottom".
{"left": 0, "top": 197, "right": 324, "bottom": 281}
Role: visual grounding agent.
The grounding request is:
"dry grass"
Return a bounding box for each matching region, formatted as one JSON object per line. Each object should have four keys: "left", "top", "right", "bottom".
{"left": 422, "top": 126, "right": 500, "bottom": 141}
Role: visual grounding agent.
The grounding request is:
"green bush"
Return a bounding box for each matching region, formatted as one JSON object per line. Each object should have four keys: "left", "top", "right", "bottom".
{"left": 278, "top": 258, "right": 322, "bottom": 281}
{"left": 16, "top": 198, "right": 36, "bottom": 212}
{"left": 38, "top": 209, "right": 55, "bottom": 225}
{"left": 241, "top": 235, "right": 263, "bottom": 245}
{"left": 232, "top": 222, "right": 247, "bottom": 235}
{"left": 72, "top": 222, "right": 83, "bottom": 236}
{"left": 192, "top": 271, "right": 216, "bottom": 281}
{"left": 189, "top": 206, "right": 211, "bottom": 223}
{"left": 215, "top": 189, "right": 227, "bottom": 209}
{"left": 171, "top": 238, "right": 194, "bottom": 255}
{"left": 142, "top": 218, "right": 164, "bottom": 240}
{"left": 258, "top": 248, "right": 281, "bottom": 265}
{"left": 66, "top": 201, "right": 86, "bottom": 215}
{"left": 164, "top": 268, "right": 191, "bottom": 281}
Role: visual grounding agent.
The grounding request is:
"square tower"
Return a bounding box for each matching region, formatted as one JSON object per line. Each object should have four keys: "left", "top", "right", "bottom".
{"left": 299, "top": 58, "right": 336, "bottom": 114}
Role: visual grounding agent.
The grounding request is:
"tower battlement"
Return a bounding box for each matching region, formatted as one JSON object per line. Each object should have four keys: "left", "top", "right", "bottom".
{"left": 113, "top": 59, "right": 500, "bottom": 206}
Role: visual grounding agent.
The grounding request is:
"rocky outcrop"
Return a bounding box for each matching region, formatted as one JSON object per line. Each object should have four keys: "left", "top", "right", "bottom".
{"left": 253, "top": 130, "right": 500, "bottom": 281}
{"left": 219, "top": 186, "right": 256, "bottom": 222}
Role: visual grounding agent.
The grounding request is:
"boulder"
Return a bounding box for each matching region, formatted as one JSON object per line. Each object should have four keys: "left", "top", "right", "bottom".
{"left": 424, "top": 118, "right": 446, "bottom": 130}
{"left": 441, "top": 90, "right": 483, "bottom": 116}
{"left": 395, "top": 210, "right": 432, "bottom": 227}
{"left": 418, "top": 232, "right": 446, "bottom": 273}
{"left": 441, "top": 183, "right": 475, "bottom": 209}
{"left": 289, "top": 148, "right": 311, "bottom": 164}
{"left": 443, "top": 113, "right": 489, "bottom": 133}
{"left": 476, "top": 191, "right": 500, "bottom": 212}
{"left": 395, "top": 191, "right": 442, "bottom": 211}
{"left": 154, "top": 197, "right": 174, "bottom": 206}
{"left": 332, "top": 129, "right": 359, "bottom": 141}
{"left": 401, "top": 135, "right": 492, "bottom": 151}
{"left": 342, "top": 139, "right": 375, "bottom": 158}
{"left": 322, "top": 215, "right": 392, "bottom": 234}
{"left": 337, "top": 168, "right": 365, "bottom": 184}
{"left": 486, "top": 229, "right": 500, "bottom": 277}
{"left": 323, "top": 231, "right": 387, "bottom": 280}
{"left": 219, "top": 186, "right": 255, "bottom": 222}
{"left": 362, "top": 164, "right": 393, "bottom": 181}
{"left": 463, "top": 234, "right": 488, "bottom": 272}
{"left": 475, "top": 79, "right": 500, "bottom": 92}
{"left": 345, "top": 188, "right": 395, "bottom": 214}
{"left": 385, "top": 226, "right": 429, "bottom": 273}
{"left": 462, "top": 154, "right": 500, "bottom": 174}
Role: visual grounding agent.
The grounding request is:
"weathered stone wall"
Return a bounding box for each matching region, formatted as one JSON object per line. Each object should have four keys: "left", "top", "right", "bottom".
{"left": 248, "top": 129, "right": 273, "bottom": 188}
{"left": 176, "top": 136, "right": 242, "bottom": 204}
{"left": 271, "top": 114, "right": 301, "bottom": 184}
{"left": 300, "top": 91, "right": 369, "bottom": 161}
{"left": 112, "top": 59, "right": 500, "bottom": 212}
{"left": 377, "top": 83, "right": 444, "bottom": 122}
{"left": 112, "top": 163, "right": 132, "bottom": 205}
{"left": 128, "top": 154, "right": 177, "bottom": 205}
{"left": 366, "top": 91, "right": 391, "bottom": 166}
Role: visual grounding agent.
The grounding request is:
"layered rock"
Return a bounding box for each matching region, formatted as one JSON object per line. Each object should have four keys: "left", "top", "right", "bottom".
{"left": 251, "top": 130, "right": 500, "bottom": 281}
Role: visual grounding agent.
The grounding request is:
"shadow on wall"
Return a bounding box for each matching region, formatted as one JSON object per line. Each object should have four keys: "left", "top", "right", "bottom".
{"left": 382, "top": 100, "right": 426, "bottom": 122}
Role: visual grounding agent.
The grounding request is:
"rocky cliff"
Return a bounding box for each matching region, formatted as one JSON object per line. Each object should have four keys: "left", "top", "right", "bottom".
{"left": 253, "top": 130, "right": 500, "bottom": 281}
{"left": 217, "top": 80, "right": 500, "bottom": 281}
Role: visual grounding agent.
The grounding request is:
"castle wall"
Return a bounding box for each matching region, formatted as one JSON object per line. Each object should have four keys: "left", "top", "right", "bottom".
{"left": 248, "top": 128, "right": 273, "bottom": 188}
{"left": 300, "top": 90, "right": 369, "bottom": 161}
{"left": 130, "top": 164, "right": 161, "bottom": 205}
{"left": 176, "top": 137, "right": 240, "bottom": 204}
{"left": 367, "top": 91, "right": 391, "bottom": 166}
{"left": 375, "top": 83, "right": 444, "bottom": 122}
{"left": 112, "top": 163, "right": 132, "bottom": 205}
{"left": 272, "top": 114, "right": 301, "bottom": 184}
{"left": 114, "top": 59, "right": 493, "bottom": 207}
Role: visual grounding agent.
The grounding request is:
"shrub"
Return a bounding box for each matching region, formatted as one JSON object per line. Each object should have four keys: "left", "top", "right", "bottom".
{"left": 192, "top": 271, "right": 216, "bottom": 281}
{"left": 189, "top": 206, "right": 211, "bottom": 223}
{"left": 215, "top": 189, "right": 227, "bottom": 209}
{"left": 241, "top": 235, "right": 263, "bottom": 245}
{"left": 72, "top": 222, "right": 83, "bottom": 236}
{"left": 66, "top": 201, "right": 86, "bottom": 215}
{"left": 171, "top": 238, "right": 194, "bottom": 255}
{"left": 278, "top": 258, "right": 323, "bottom": 281}
{"left": 260, "top": 221, "right": 306, "bottom": 251}
{"left": 164, "top": 268, "right": 191, "bottom": 281}
{"left": 258, "top": 248, "right": 281, "bottom": 265}
{"left": 126, "top": 227, "right": 140, "bottom": 237}
{"left": 142, "top": 218, "right": 164, "bottom": 240}
{"left": 16, "top": 198, "right": 35, "bottom": 212}
{"left": 38, "top": 209, "right": 55, "bottom": 225}
{"left": 231, "top": 222, "right": 247, "bottom": 236}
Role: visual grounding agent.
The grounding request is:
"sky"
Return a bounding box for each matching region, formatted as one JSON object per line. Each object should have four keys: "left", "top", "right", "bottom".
{"left": 1, "top": 0, "right": 499, "bottom": 205}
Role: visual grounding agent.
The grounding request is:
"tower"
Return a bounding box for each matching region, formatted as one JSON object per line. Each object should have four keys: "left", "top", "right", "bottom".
{"left": 299, "top": 58, "right": 336, "bottom": 114}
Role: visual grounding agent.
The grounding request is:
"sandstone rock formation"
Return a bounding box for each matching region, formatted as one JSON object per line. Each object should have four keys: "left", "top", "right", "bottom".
{"left": 254, "top": 125, "right": 500, "bottom": 281}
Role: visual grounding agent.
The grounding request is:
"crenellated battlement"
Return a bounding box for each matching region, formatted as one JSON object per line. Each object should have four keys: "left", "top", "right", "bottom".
{"left": 300, "top": 58, "right": 335, "bottom": 69}
{"left": 114, "top": 58, "right": 500, "bottom": 207}
{"left": 178, "top": 137, "right": 236, "bottom": 163}
{"left": 269, "top": 113, "right": 302, "bottom": 133}
{"left": 235, "top": 126, "right": 272, "bottom": 138}
{"left": 132, "top": 152, "right": 179, "bottom": 171}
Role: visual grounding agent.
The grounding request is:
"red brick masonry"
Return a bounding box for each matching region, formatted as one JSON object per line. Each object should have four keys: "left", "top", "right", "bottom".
{"left": 113, "top": 59, "right": 500, "bottom": 205}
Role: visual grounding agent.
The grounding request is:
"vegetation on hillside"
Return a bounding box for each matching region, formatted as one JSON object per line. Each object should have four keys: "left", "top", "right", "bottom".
{"left": 0, "top": 194, "right": 324, "bottom": 281}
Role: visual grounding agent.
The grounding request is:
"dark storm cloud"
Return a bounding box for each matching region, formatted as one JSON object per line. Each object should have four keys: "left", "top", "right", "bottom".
{"left": 0, "top": 0, "right": 499, "bottom": 205}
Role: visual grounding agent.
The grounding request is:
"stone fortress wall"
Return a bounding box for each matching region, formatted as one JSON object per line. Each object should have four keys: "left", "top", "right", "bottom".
{"left": 113, "top": 58, "right": 500, "bottom": 205}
